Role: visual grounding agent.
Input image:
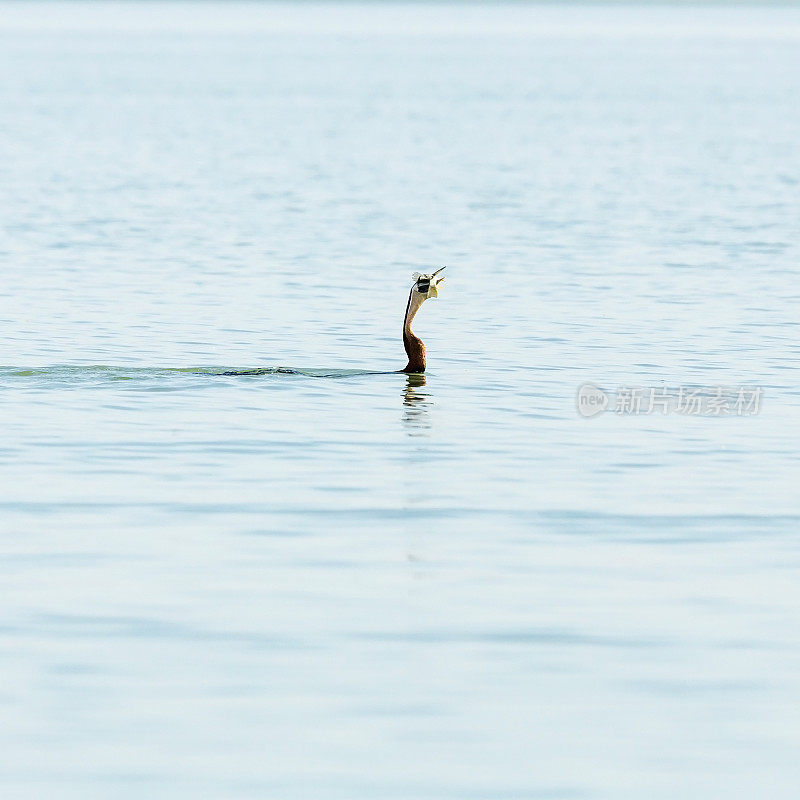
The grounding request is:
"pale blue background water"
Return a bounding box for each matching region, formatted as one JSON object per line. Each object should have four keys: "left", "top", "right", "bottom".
{"left": 2, "top": 2, "right": 800, "bottom": 798}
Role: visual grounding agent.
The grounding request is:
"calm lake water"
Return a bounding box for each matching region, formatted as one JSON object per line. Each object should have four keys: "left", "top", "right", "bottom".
{"left": 2, "top": 2, "right": 800, "bottom": 798}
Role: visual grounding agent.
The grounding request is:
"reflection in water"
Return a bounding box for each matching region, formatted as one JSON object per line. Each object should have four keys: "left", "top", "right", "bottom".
{"left": 402, "top": 373, "right": 433, "bottom": 434}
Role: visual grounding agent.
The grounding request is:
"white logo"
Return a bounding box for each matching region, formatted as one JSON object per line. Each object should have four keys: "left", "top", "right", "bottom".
{"left": 576, "top": 383, "right": 609, "bottom": 418}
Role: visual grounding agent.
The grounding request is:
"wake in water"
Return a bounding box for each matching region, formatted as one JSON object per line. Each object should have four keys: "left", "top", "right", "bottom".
{"left": 218, "top": 367, "right": 394, "bottom": 378}
{"left": 0, "top": 365, "right": 398, "bottom": 381}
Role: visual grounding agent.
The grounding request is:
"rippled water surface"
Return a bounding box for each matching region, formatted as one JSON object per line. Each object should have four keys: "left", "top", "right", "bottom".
{"left": 2, "top": 2, "right": 800, "bottom": 798}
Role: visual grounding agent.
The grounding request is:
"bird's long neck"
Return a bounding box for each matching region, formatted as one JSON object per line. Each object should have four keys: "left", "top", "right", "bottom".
{"left": 402, "top": 290, "right": 426, "bottom": 373}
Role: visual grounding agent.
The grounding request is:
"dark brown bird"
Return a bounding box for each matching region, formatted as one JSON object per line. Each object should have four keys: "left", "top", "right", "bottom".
{"left": 402, "top": 267, "right": 446, "bottom": 373}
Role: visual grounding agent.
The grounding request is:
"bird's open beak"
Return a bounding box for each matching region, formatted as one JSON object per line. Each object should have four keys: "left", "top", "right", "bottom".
{"left": 428, "top": 266, "right": 446, "bottom": 297}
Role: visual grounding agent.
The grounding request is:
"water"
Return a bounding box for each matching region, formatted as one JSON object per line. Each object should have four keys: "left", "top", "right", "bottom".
{"left": 2, "top": 2, "right": 800, "bottom": 797}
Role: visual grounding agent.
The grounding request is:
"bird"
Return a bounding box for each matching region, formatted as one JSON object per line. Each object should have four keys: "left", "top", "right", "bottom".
{"left": 401, "top": 267, "right": 446, "bottom": 373}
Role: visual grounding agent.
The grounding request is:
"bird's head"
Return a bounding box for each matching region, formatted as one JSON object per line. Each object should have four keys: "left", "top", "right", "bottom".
{"left": 411, "top": 267, "right": 446, "bottom": 301}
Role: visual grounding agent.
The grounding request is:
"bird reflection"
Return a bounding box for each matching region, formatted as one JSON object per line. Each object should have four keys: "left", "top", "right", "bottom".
{"left": 402, "top": 373, "right": 433, "bottom": 434}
